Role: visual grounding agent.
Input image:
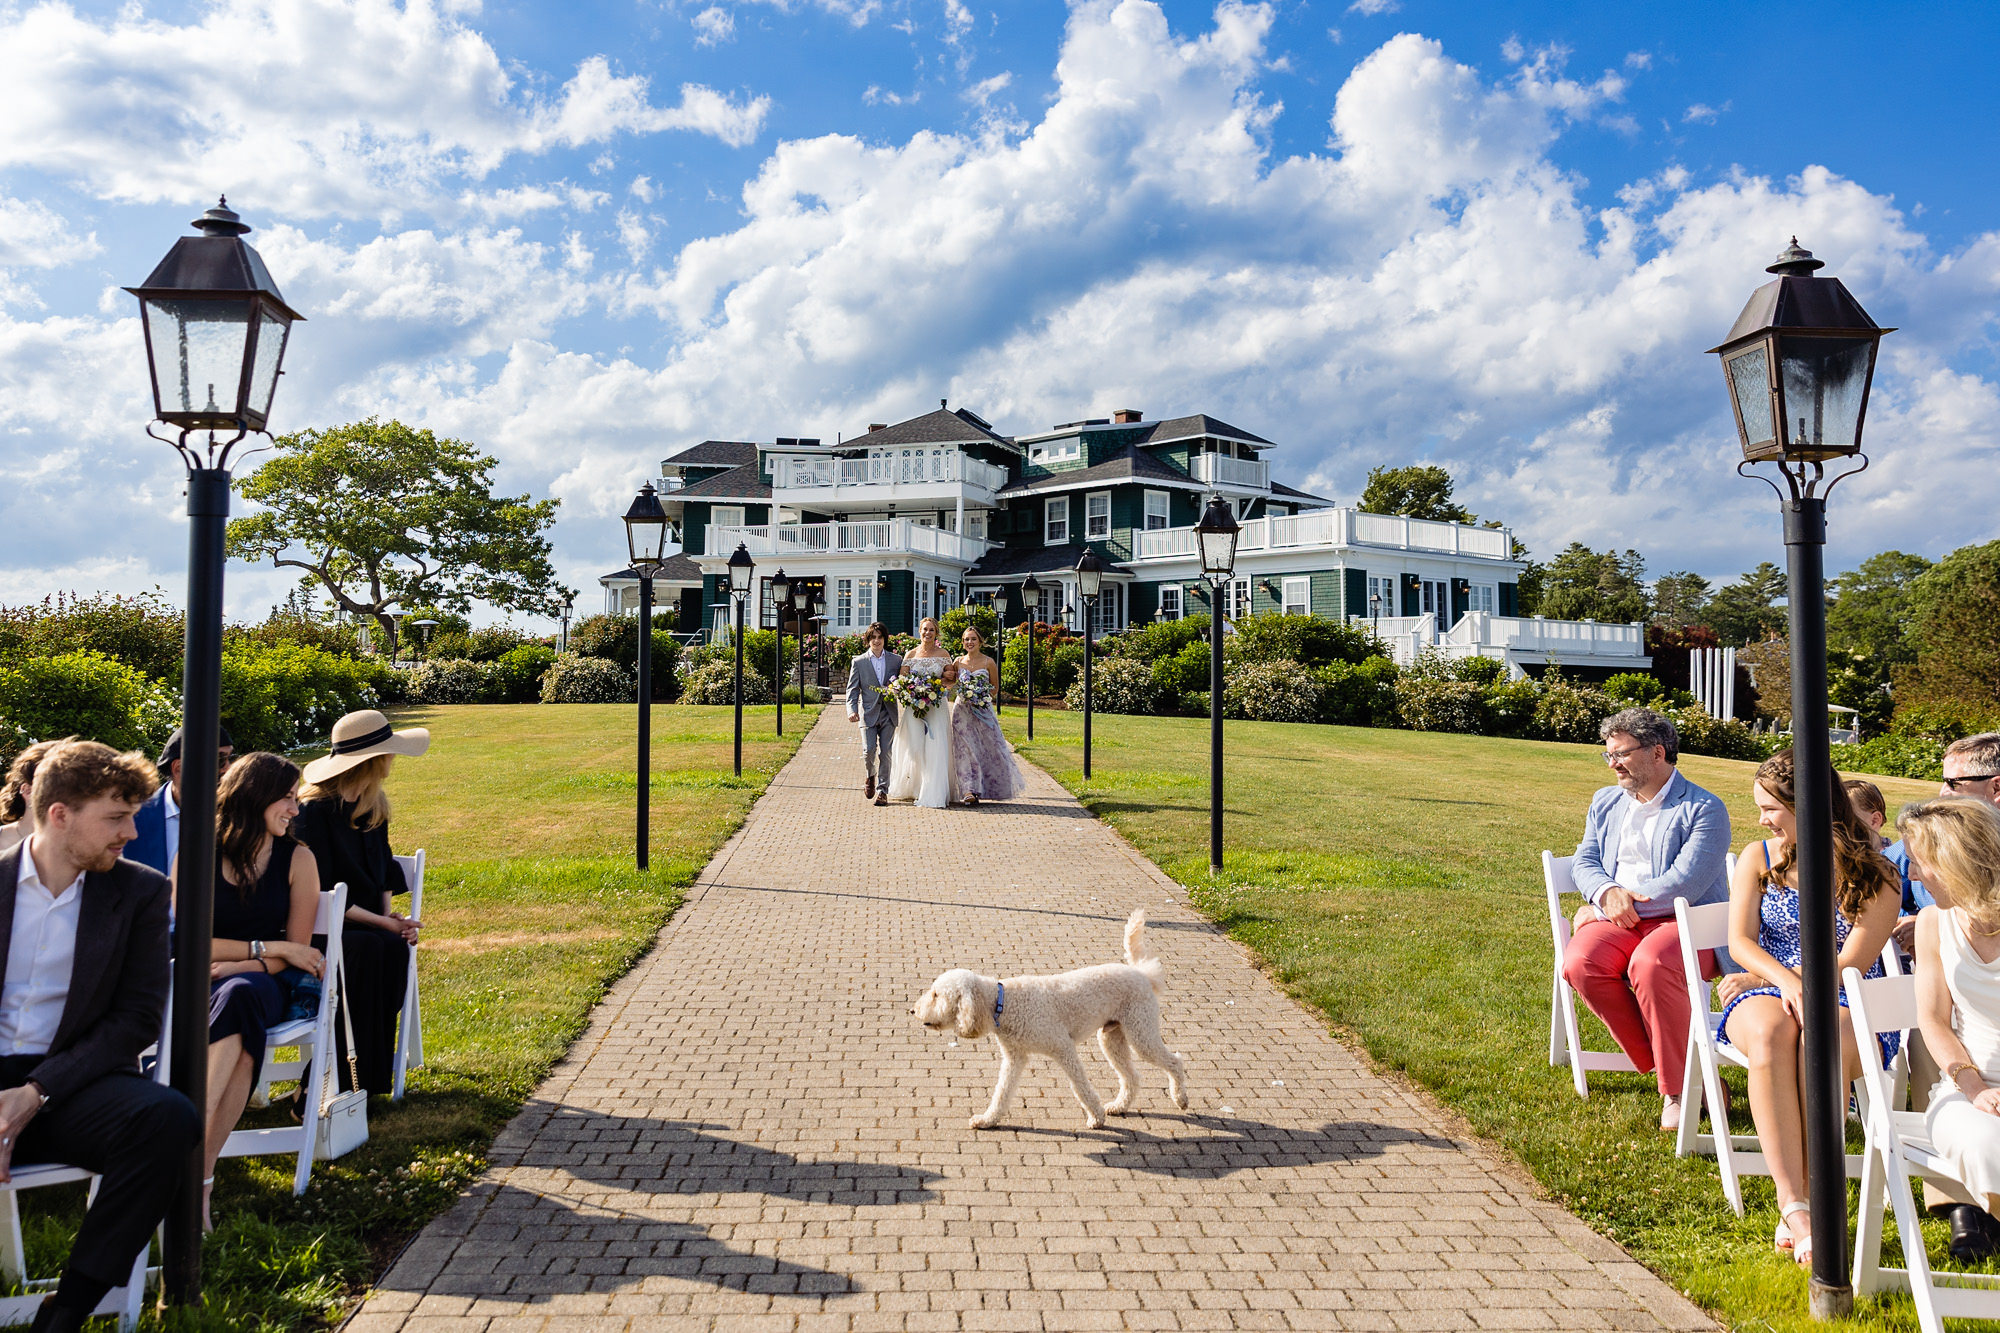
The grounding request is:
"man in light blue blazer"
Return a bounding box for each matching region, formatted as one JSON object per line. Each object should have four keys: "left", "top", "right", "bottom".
{"left": 1562, "top": 707, "right": 1732, "bottom": 1131}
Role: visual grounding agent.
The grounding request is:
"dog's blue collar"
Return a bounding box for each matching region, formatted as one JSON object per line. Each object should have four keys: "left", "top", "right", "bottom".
{"left": 994, "top": 981, "right": 1004, "bottom": 1019}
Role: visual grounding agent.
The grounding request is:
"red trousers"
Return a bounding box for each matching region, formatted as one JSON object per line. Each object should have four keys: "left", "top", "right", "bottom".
{"left": 1561, "top": 915, "right": 1717, "bottom": 1097}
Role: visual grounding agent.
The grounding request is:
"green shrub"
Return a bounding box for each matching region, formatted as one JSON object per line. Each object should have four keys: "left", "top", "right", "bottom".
{"left": 1396, "top": 676, "right": 1489, "bottom": 734}
{"left": 540, "top": 653, "right": 632, "bottom": 703}
{"left": 219, "top": 641, "right": 393, "bottom": 753}
{"left": 780, "top": 684, "right": 824, "bottom": 705}
{"left": 1064, "top": 657, "right": 1159, "bottom": 715}
{"left": 0, "top": 592, "right": 186, "bottom": 681}
{"left": 1483, "top": 677, "right": 1541, "bottom": 737}
{"left": 0, "top": 650, "right": 178, "bottom": 760}
{"left": 233, "top": 606, "right": 366, "bottom": 658}
{"left": 421, "top": 630, "right": 476, "bottom": 661}
{"left": 465, "top": 625, "right": 532, "bottom": 661}
{"left": 938, "top": 604, "right": 999, "bottom": 649}
{"left": 1891, "top": 700, "right": 2000, "bottom": 745}
{"left": 1047, "top": 643, "right": 1086, "bottom": 698}
{"left": 1830, "top": 733, "right": 1947, "bottom": 782}
{"left": 1151, "top": 642, "right": 1211, "bottom": 711}
{"left": 1663, "top": 706, "right": 1764, "bottom": 762}
{"left": 400, "top": 658, "right": 491, "bottom": 706}
{"left": 679, "top": 659, "right": 772, "bottom": 705}
{"left": 490, "top": 645, "right": 558, "bottom": 703}
{"left": 1533, "top": 680, "right": 1618, "bottom": 744}
{"left": 1604, "top": 671, "right": 1667, "bottom": 706}
{"left": 1224, "top": 659, "right": 1321, "bottom": 724}
{"left": 1111, "top": 615, "right": 1210, "bottom": 664}
{"left": 1233, "top": 613, "right": 1382, "bottom": 669}
{"left": 1314, "top": 657, "right": 1399, "bottom": 727}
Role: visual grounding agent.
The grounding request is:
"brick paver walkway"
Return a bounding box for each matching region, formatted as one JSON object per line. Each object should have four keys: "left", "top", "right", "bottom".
{"left": 357, "top": 709, "right": 1715, "bottom": 1332}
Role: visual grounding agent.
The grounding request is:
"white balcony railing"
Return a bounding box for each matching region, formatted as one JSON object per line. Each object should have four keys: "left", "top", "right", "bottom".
{"left": 1190, "top": 453, "right": 1269, "bottom": 490}
{"left": 768, "top": 450, "right": 1008, "bottom": 494}
{"left": 1352, "top": 609, "right": 1646, "bottom": 671}
{"left": 1133, "top": 507, "right": 1513, "bottom": 561}
{"left": 707, "top": 520, "right": 995, "bottom": 564}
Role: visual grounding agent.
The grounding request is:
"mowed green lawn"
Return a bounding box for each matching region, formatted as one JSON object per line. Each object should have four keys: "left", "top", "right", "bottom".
{"left": 1004, "top": 710, "right": 1951, "bottom": 1333}
{"left": 21, "top": 703, "right": 813, "bottom": 1332}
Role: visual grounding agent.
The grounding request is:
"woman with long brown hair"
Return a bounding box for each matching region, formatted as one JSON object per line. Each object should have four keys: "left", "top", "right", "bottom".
{"left": 173, "top": 750, "right": 323, "bottom": 1229}
{"left": 294, "top": 710, "right": 428, "bottom": 1095}
{"left": 0, "top": 740, "right": 65, "bottom": 854}
{"left": 1713, "top": 748, "right": 1900, "bottom": 1267}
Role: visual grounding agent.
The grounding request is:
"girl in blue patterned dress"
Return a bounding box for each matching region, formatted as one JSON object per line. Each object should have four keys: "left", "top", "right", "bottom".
{"left": 1715, "top": 748, "right": 1900, "bottom": 1269}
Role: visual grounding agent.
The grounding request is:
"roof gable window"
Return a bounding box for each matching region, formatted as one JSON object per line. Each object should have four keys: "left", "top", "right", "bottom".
{"left": 1029, "top": 437, "right": 1081, "bottom": 464}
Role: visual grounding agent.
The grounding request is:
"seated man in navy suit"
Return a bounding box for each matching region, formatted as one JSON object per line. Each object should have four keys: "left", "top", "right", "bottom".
{"left": 1, "top": 740, "right": 198, "bottom": 1332}
{"left": 126, "top": 724, "right": 233, "bottom": 876}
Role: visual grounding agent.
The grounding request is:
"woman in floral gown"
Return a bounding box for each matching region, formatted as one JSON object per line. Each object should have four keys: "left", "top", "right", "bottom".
{"left": 950, "top": 626, "right": 1022, "bottom": 804}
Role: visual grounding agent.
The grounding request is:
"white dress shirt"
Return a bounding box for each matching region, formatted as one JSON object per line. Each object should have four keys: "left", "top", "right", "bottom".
{"left": 161, "top": 782, "right": 180, "bottom": 870}
{"left": 869, "top": 649, "right": 887, "bottom": 685}
{"left": 1613, "top": 769, "right": 1682, "bottom": 897}
{"left": 0, "top": 841, "right": 84, "bottom": 1056}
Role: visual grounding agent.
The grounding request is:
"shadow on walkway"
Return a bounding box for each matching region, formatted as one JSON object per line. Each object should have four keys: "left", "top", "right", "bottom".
{"left": 1087, "top": 1114, "right": 1460, "bottom": 1179}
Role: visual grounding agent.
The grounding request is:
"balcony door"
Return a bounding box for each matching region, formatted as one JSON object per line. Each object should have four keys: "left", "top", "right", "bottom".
{"left": 1420, "top": 578, "right": 1451, "bottom": 631}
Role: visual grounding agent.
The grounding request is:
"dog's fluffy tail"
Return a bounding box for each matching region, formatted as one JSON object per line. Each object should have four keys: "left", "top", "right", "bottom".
{"left": 1124, "top": 909, "right": 1166, "bottom": 994}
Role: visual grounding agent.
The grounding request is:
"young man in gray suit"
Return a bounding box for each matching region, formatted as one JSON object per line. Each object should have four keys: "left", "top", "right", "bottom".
{"left": 843, "top": 622, "right": 902, "bottom": 806}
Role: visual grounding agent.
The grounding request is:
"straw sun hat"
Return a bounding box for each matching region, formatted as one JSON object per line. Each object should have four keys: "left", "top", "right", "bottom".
{"left": 302, "top": 709, "right": 431, "bottom": 785}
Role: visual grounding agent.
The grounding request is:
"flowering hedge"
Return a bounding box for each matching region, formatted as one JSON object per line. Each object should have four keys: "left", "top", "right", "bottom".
{"left": 541, "top": 654, "right": 632, "bottom": 704}
{"left": 0, "top": 650, "right": 180, "bottom": 763}
{"left": 1063, "top": 657, "right": 1158, "bottom": 715}
{"left": 1223, "top": 660, "right": 1322, "bottom": 724}
{"left": 679, "top": 659, "right": 772, "bottom": 705}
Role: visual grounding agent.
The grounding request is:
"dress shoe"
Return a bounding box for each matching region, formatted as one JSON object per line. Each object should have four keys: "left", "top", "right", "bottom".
{"left": 1659, "top": 1094, "right": 1682, "bottom": 1132}
{"left": 874, "top": 791, "right": 887, "bottom": 806}
{"left": 864, "top": 776, "right": 875, "bottom": 799}
{"left": 1949, "top": 1205, "right": 2000, "bottom": 1262}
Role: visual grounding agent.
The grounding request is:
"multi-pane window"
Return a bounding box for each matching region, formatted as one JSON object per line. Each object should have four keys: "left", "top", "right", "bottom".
{"left": 1045, "top": 498, "right": 1069, "bottom": 544}
{"left": 835, "top": 578, "right": 854, "bottom": 631}
{"left": 917, "top": 579, "right": 933, "bottom": 623}
{"left": 1282, "top": 578, "right": 1310, "bottom": 617}
{"left": 1159, "top": 585, "right": 1182, "bottom": 620}
{"left": 1088, "top": 585, "right": 1122, "bottom": 636}
{"left": 857, "top": 577, "right": 874, "bottom": 628}
{"left": 760, "top": 579, "right": 777, "bottom": 630}
{"left": 711, "top": 505, "right": 745, "bottom": 531}
{"left": 1468, "top": 584, "right": 1496, "bottom": 614}
{"left": 1222, "top": 578, "right": 1251, "bottom": 623}
{"left": 1086, "top": 492, "right": 1111, "bottom": 540}
{"left": 1366, "top": 575, "right": 1396, "bottom": 618}
{"left": 1144, "top": 490, "right": 1170, "bottom": 531}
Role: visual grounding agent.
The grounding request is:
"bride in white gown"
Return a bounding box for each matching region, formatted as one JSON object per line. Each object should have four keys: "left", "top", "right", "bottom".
{"left": 887, "top": 617, "right": 957, "bottom": 808}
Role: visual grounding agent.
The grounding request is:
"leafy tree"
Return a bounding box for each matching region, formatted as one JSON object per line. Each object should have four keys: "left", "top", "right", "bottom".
{"left": 1358, "top": 464, "right": 1476, "bottom": 523}
{"left": 1900, "top": 540, "right": 2000, "bottom": 716}
{"left": 227, "top": 418, "right": 561, "bottom": 657}
{"left": 1826, "top": 550, "right": 1931, "bottom": 662}
{"left": 1650, "top": 571, "right": 1712, "bottom": 631}
{"left": 1533, "top": 544, "right": 1650, "bottom": 624}
{"left": 1704, "top": 562, "right": 1789, "bottom": 647}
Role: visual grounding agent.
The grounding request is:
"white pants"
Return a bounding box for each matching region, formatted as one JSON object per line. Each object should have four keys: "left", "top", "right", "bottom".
{"left": 1926, "top": 1082, "right": 2000, "bottom": 1213}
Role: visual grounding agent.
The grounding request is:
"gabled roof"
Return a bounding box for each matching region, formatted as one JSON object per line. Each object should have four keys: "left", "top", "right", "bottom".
{"left": 671, "top": 464, "right": 770, "bottom": 500}
{"left": 1133, "top": 414, "right": 1273, "bottom": 448}
{"left": 851, "top": 407, "right": 1017, "bottom": 452}
{"left": 663, "top": 439, "right": 758, "bottom": 469}
{"left": 966, "top": 544, "right": 1134, "bottom": 580}
{"left": 999, "top": 446, "right": 1198, "bottom": 494}
{"left": 599, "top": 553, "right": 704, "bottom": 586}
{"left": 1272, "top": 480, "right": 1337, "bottom": 507}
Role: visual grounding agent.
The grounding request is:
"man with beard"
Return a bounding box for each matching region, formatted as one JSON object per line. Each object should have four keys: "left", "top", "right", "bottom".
{"left": 0, "top": 741, "right": 197, "bottom": 1332}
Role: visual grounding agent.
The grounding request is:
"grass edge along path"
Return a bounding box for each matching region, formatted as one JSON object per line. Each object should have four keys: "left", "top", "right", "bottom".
{"left": 18, "top": 703, "right": 815, "bottom": 1332}
{"left": 1002, "top": 709, "right": 1960, "bottom": 1333}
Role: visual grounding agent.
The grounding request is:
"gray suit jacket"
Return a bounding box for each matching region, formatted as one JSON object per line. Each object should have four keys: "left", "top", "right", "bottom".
{"left": 0, "top": 846, "right": 171, "bottom": 1102}
{"left": 845, "top": 650, "right": 904, "bottom": 727}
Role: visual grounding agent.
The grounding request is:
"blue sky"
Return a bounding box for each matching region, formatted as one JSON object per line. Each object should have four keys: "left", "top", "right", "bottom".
{"left": 3, "top": 0, "right": 1998, "bottom": 627}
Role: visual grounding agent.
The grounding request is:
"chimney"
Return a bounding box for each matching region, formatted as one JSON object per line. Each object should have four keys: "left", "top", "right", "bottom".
{"left": 868, "top": 423, "right": 888, "bottom": 433}
{"left": 1113, "top": 408, "right": 1143, "bottom": 424}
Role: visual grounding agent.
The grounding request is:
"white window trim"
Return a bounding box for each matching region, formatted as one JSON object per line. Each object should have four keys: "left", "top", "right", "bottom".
{"left": 1085, "top": 491, "right": 1111, "bottom": 540}
{"left": 1159, "top": 585, "right": 1182, "bottom": 621}
{"left": 1281, "top": 577, "right": 1310, "bottom": 617}
{"left": 711, "top": 505, "right": 746, "bottom": 530}
{"left": 1045, "top": 497, "right": 1069, "bottom": 545}
{"left": 1143, "top": 489, "right": 1170, "bottom": 531}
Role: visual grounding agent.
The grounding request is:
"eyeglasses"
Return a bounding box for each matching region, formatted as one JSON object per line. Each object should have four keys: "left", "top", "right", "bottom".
{"left": 1603, "top": 746, "right": 1647, "bottom": 766}
{"left": 1944, "top": 773, "right": 2000, "bottom": 791}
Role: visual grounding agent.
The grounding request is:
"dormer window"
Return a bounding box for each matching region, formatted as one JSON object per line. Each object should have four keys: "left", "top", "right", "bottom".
{"left": 1031, "top": 437, "right": 1080, "bottom": 464}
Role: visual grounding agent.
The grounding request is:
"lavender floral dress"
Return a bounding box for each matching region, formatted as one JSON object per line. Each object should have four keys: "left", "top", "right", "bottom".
{"left": 950, "top": 669, "right": 1022, "bottom": 800}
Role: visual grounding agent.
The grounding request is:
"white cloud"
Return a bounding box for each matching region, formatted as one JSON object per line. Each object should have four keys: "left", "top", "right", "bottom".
{"left": 1347, "top": 0, "right": 1399, "bottom": 14}
{"left": 1684, "top": 101, "right": 1727, "bottom": 124}
{"left": 1625, "top": 51, "right": 1653, "bottom": 70}
{"left": 0, "top": 0, "right": 768, "bottom": 219}
{"left": 864, "top": 85, "right": 919, "bottom": 106}
{"left": 692, "top": 6, "right": 735, "bottom": 45}
{"left": 963, "top": 71, "right": 1013, "bottom": 106}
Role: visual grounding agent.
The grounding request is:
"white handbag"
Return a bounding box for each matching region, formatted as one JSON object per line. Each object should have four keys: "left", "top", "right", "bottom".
{"left": 314, "top": 956, "right": 370, "bottom": 1160}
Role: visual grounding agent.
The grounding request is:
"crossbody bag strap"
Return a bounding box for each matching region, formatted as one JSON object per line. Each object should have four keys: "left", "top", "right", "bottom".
{"left": 324, "top": 953, "right": 363, "bottom": 1112}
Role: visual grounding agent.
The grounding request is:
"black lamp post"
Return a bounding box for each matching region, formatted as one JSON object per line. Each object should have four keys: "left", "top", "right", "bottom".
{"left": 727, "top": 543, "right": 756, "bottom": 776}
{"left": 1076, "top": 550, "right": 1105, "bottom": 779}
{"left": 126, "top": 195, "right": 302, "bottom": 1305}
{"left": 1195, "top": 495, "right": 1241, "bottom": 876}
{"left": 1370, "top": 591, "right": 1381, "bottom": 637}
{"left": 811, "top": 595, "right": 827, "bottom": 688}
{"left": 1021, "top": 574, "right": 1041, "bottom": 741}
{"left": 624, "top": 482, "right": 670, "bottom": 870}
{"left": 1711, "top": 237, "right": 1892, "bottom": 1321}
{"left": 412, "top": 618, "right": 439, "bottom": 653}
{"left": 559, "top": 588, "right": 575, "bottom": 653}
{"left": 770, "top": 568, "right": 791, "bottom": 736}
{"left": 791, "top": 581, "right": 811, "bottom": 710}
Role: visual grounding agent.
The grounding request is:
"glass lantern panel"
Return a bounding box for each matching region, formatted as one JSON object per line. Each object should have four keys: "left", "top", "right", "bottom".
{"left": 248, "top": 308, "right": 290, "bottom": 418}
{"left": 1724, "top": 345, "right": 1776, "bottom": 453}
{"left": 627, "top": 518, "right": 668, "bottom": 567}
{"left": 1196, "top": 529, "right": 1238, "bottom": 578}
{"left": 145, "top": 298, "right": 252, "bottom": 417}
{"left": 1778, "top": 334, "right": 1874, "bottom": 457}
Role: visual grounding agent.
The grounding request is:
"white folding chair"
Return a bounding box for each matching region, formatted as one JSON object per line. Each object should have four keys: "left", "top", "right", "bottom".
{"left": 0, "top": 998, "right": 173, "bottom": 1330}
{"left": 224, "top": 884, "right": 351, "bottom": 1195}
{"left": 1675, "top": 879, "right": 1905, "bottom": 1216}
{"left": 1545, "top": 850, "right": 1638, "bottom": 1096}
{"left": 1849, "top": 968, "right": 2000, "bottom": 1332}
{"left": 392, "top": 851, "right": 426, "bottom": 1102}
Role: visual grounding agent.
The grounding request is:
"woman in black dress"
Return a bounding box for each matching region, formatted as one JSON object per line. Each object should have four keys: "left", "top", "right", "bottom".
{"left": 294, "top": 709, "right": 430, "bottom": 1095}
{"left": 174, "top": 751, "right": 324, "bottom": 1230}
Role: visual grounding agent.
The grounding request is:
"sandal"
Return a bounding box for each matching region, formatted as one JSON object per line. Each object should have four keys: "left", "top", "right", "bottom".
{"left": 1776, "top": 1199, "right": 1810, "bottom": 1255}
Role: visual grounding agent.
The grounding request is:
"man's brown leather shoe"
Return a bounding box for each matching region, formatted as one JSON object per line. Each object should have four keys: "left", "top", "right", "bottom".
{"left": 864, "top": 776, "right": 875, "bottom": 799}
{"left": 874, "top": 791, "right": 887, "bottom": 806}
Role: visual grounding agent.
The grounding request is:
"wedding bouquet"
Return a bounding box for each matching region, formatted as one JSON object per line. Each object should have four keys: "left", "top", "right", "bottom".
{"left": 957, "top": 672, "right": 994, "bottom": 710}
{"left": 884, "top": 672, "right": 944, "bottom": 719}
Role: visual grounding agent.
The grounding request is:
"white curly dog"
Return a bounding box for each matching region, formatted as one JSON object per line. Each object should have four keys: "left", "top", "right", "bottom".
{"left": 914, "top": 909, "right": 1190, "bottom": 1129}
